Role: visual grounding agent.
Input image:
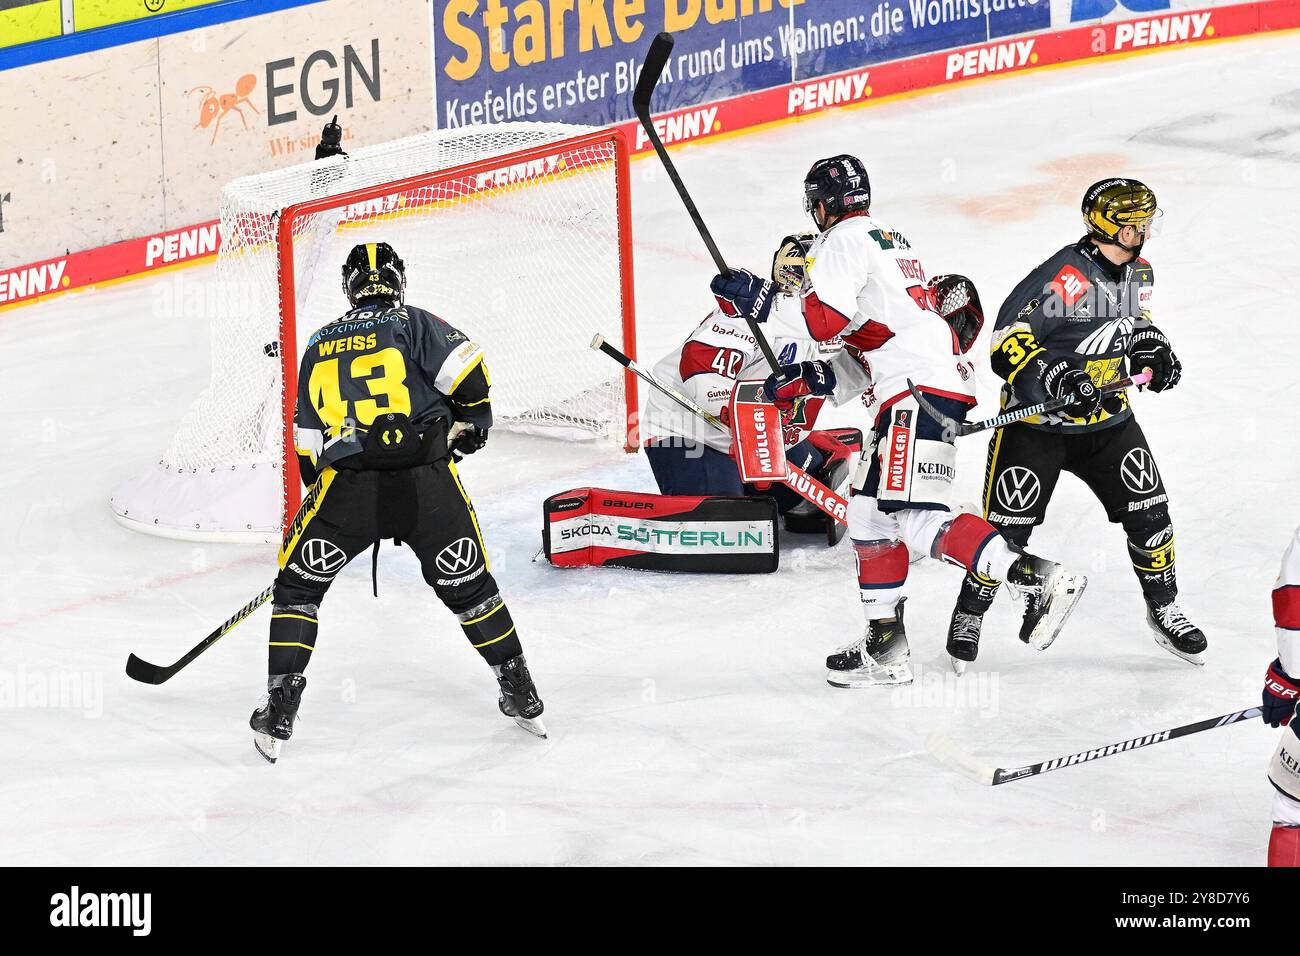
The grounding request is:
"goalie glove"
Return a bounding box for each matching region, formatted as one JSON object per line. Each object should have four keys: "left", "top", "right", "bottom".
{"left": 1127, "top": 326, "right": 1181, "bottom": 392}
{"left": 1264, "top": 658, "right": 1300, "bottom": 728}
{"left": 710, "top": 269, "right": 776, "bottom": 324}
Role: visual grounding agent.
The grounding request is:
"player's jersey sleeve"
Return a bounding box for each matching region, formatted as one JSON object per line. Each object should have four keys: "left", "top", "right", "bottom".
{"left": 989, "top": 250, "right": 1079, "bottom": 403}
{"left": 408, "top": 307, "right": 492, "bottom": 430}
{"left": 1273, "top": 527, "right": 1300, "bottom": 676}
{"left": 803, "top": 229, "right": 868, "bottom": 341}
{"left": 293, "top": 346, "right": 329, "bottom": 479}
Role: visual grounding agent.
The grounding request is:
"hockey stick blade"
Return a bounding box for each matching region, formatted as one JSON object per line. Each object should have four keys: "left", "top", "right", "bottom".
{"left": 125, "top": 584, "right": 274, "bottom": 685}
{"left": 907, "top": 370, "right": 1153, "bottom": 440}
{"left": 929, "top": 707, "right": 1261, "bottom": 786}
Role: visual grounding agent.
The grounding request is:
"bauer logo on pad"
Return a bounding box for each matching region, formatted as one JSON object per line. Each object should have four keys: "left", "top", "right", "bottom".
{"left": 729, "top": 380, "right": 788, "bottom": 484}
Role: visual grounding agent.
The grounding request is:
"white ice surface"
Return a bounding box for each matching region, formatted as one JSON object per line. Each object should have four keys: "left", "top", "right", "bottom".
{"left": 3, "top": 34, "right": 1299, "bottom": 865}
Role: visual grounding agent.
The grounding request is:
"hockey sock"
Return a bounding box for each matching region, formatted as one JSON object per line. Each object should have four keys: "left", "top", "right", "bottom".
{"left": 457, "top": 593, "right": 523, "bottom": 666}
{"left": 935, "top": 513, "right": 1018, "bottom": 581}
{"left": 957, "top": 571, "right": 1002, "bottom": 614}
{"left": 268, "top": 603, "right": 319, "bottom": 675}
{"left": 1127, "top": 525, "right": 1177, "bottom": 605}
{"left": 854, "top": 539, "right": 909, "bottom": 619}
{"left": 1268, "top": 824, "right": 1300, "bottom": 867}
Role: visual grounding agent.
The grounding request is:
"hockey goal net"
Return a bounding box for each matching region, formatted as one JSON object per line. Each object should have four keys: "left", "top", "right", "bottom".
{"left": 112, "top": 123, "right": 638, "bottom": 542}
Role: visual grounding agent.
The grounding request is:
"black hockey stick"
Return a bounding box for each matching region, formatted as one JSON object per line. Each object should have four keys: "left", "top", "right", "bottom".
{"left": 632, "top": 32, "right": 782, "bottom": 375}
{"left": 125, "top": 584, "right": 274, "bottom": 685}
{"left": 926, "top": 707, "right": 1261, "bottom": 786}
{"left": 592, "top": 333, "right": 848, "bottom": 525}
{"left": 906, "top": 369, "right": 1153, "bottom": 439}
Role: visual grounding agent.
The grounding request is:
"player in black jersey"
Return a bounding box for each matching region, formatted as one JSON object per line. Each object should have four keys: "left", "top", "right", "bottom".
{"left": 250, "top": 242, "right": 544, "bottom": 761}
{"left": 945, "top": 179, "right": 1206, "bottom": 670}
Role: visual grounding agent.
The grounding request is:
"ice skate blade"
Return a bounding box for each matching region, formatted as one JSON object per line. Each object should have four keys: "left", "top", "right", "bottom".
{"left": 949, "top": 656, "right": 967, "bottom": 676}
{"left": 826, "top": 665, "right": 914, "bottom": 688}
{"left": 1150, "top": 627, "right": 1206, "bottom": 666}
{"left": 1027, "top": 573, "right": 1087, "bottom": 651}
{"left": 513, "top": 715, "right": 548, "bottom": 738}
{"left": 253, "top": 732, "right": 282, "bottom": 764}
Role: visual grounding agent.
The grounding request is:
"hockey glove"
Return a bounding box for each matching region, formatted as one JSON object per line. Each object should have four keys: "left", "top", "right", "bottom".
{"left": 1045, "top": 361, "right": 1102, "bottom": 419}
{"left": 762, "top": 361, "right": 837, "bottom": 406}
{"left": 711, "top": 269, "right": 776, "bottom": 324}
{"left": 450, "top": 423, "right": 488, "bottom": 460}
{"left": 1264, "top": 658, "right": 1300, "bottom": 728}
{"left": 1127, "top": 326, "right": 1181, "bottom": 392}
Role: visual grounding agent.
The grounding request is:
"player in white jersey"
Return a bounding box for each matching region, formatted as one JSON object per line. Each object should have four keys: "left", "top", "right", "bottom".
{"left": 643, "top": 233, "right": 862, "bottom": 541}
{"left": 710, "top": 155, "right": 1087, "bottom": 685}
{"left": 1265, "top": 527, "right": 1300, "bottom": 866}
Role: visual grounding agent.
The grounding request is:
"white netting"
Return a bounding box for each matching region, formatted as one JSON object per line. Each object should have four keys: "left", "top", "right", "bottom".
{"left": 111, "top": 123, "right": 633, "bottom": 541}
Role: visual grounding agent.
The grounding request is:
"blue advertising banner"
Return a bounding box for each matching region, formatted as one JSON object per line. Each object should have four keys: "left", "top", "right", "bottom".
{"left": 432, "top": 0, "right": 1051, "bottom": 129}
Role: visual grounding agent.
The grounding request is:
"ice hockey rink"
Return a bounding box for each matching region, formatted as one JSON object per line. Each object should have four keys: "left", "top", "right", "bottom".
{"left": 3, "top": 31, "right": 1298, "bottom": 866}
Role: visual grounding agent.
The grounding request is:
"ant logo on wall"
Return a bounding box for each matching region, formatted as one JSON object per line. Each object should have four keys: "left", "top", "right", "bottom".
{"left": 187, "top": 74, "right": 260, "bottom": 144}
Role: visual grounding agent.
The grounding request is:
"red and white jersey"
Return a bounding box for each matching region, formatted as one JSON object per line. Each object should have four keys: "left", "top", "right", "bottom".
{"left": 643, "top": 295, "right": 832, "bottom": 455}
{"left": 1272, "top": 527, "right": 1300, "bottom": 676}
{"left": 802, "top": 212, "right": 976, "bottom": 424}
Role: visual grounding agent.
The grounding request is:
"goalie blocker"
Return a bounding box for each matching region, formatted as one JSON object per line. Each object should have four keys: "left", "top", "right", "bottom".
{"left": 544, "top": 489, "right": 779, "bottom": 573}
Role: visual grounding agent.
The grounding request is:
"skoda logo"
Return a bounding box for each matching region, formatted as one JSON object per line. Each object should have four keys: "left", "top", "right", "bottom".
{"left": 436, "top": 537, "right": 480, "bottom": 575}
{"left": 302, "top": 539, "right": 347, "bottom": 575}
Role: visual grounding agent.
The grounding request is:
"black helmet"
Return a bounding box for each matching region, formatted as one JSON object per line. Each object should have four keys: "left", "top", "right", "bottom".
{"left": 342, "top": 242, "right": 406, "bottom": 308}
{"left": 1081, "top": 179, "right": 1159, "bottom": 252}
{"left": 804, "top": 155, "right": 871, "bottom": 230}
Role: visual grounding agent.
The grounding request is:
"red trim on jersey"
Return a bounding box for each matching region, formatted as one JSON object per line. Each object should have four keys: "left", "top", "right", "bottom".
{"left": 936, "top": 513, "right": 1000, "bottom": 571}
{"left": 679, "top": 340, "right": 737, "bottom": 382}
{"left": 1269, "top": 825, "right": 1300, "bottom": 868}
{"left": 1274, "top": 585, "right": 1300, "bottom": 630}
{"left": 854, "top": 540, "right": 909, "bottom": 587}
{"left": 844, "top": 321, "right": 895, "bottom": 353}
{"left": 802, "top": 290, "right": 853, "bottom": 341}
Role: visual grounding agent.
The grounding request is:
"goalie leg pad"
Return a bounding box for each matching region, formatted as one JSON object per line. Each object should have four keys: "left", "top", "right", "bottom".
{"left": 544, "top": 488, "right": 779, "bottom": 573}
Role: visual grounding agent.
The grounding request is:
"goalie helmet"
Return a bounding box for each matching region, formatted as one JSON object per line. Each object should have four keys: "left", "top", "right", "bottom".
{"left": 1082, "top": 178, "right": 1160, "bottom": 251}
{"left": 770, "top": 231, "right": 816, "bottom": 295}
{"left": 342, "top": 242, "right": 406, "bottom": 308}
{"left": 803, "top": 155, "right": 871, "bottom": 231}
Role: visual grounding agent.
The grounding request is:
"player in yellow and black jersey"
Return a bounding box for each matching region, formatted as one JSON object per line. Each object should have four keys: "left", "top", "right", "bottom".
{"left": 250, "top": 242, "right": 545, "bottom": 762}
{"left": 946, "top": 179, "right": 1206, "bottom": 670}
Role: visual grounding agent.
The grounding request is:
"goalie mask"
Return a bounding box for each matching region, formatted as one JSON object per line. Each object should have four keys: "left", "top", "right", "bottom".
{"left": 343, "top": 242, "right": 407, "bottom": 308}
{"left": 771, "top": 231, "right": 816, "bottom": 295}
{"left": 928, "top": 274, "right": 984, "bottom": 355}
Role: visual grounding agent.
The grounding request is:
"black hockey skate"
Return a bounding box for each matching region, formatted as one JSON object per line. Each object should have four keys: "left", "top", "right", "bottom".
{"left": 249, "top": 673, "right": 307, "bottom": 764}
{"left": 946, "top": 609, "right": 984, "bottom": 676}
{"left": 1004, "top": 554, "right": 1087, "bottom": 651}
{"left": 1146, "top": 601, "right": 1207, "bottom": 666}
{"left": 495, "top": 654, "right": 547, "bottom": 738}
{"left": 827, "top": 600, "right": 912, "bottom": 687}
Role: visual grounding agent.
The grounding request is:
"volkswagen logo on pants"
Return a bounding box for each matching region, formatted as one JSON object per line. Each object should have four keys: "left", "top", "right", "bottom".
{"left": 1120, "top": 448, "right": 1160, "bottom": 494}
{"left": 436, "top": 537, "right": 480, "bottom": 575}
{"left": 302, "top": 538, "right": 347, "bottom": 575}
{"left": 996, "top": 466, "right": 1041, "bottom": 513}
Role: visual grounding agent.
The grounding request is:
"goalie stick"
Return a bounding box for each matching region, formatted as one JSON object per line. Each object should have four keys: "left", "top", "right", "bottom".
{"left": 592, "top": 333, "right": 848, "bottom": 526}
{"left": 125, "top": 584, "right": 274, "bottom": 684}
{"left": 925, "top": 707, "right": 1261, "bottom": 786}
{"left": 906, "top": 369, "right": 1153, "bottom": 439}
{"left": 633, "top": 31, "right": 782, "bottom": 376}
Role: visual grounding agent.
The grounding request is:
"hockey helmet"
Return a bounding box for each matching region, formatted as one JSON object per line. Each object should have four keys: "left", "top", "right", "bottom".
{"left": 1082, "top": 179, "right": 1160, "bottom": 250}
{"left": 804, "top": 155, "right": 871, "bottom": 230}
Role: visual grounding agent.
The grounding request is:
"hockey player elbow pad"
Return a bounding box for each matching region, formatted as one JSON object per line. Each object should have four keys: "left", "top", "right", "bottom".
{"left": 989, "top": 327, "right": 1047, "bottom": 386}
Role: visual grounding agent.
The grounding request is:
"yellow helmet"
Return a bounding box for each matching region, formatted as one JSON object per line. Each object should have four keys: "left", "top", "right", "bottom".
{"left": 1082, "top": 178, "right": 1159, "bottom": 246}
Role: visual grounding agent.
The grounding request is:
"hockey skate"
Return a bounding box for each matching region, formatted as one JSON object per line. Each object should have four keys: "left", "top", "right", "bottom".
{"left": 827, "top": 600, "right": 912, "bottom": 687}
{"left": 249, "top": 673, "right": 307, "bottom": 764}
{"left": 1004, "top": 555, "right": 1087, "bottom": 651}
{"left": 1146, "top": 601, "right": 1207, "bottom": 665}
{"left": 946, "top": 608, "right": 984, "bottom": 675}
{"left": 495, "top": 654, "right": 547, "bottom": 738}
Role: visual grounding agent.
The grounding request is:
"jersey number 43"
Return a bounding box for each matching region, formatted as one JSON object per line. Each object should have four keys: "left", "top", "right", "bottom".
{"left": 308, "top": 347, "right": 412, "bottom": 427}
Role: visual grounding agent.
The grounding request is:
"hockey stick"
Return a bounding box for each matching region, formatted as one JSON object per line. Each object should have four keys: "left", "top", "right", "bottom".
{"left": 592, "top": 334, "right": 848, "bottom": 525}
{"left": 906, "top": 369, "right": 1153, "bottom": 439}
{"left": 125, "top": 584, "right": 274, "bottom": 685}
{"left": 925, "top": 707, "right": 1261, "bottom": 786}
{"left": 632, "top": 32, "right": 782, "bottom": 375}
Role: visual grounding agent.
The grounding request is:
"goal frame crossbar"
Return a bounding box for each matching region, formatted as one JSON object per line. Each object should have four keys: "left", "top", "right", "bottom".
{"left": 272, "top": 127, "right": 639, "bottom": 529}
